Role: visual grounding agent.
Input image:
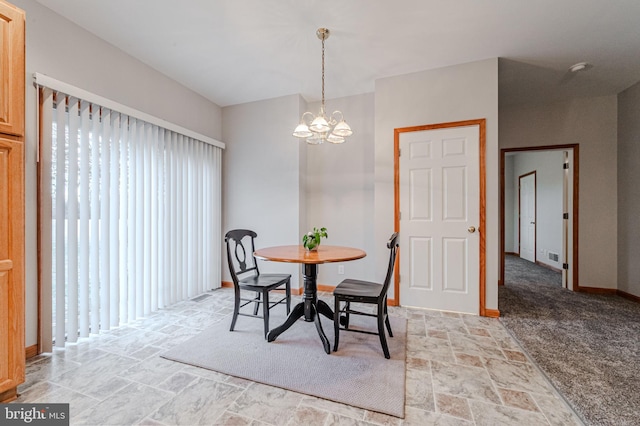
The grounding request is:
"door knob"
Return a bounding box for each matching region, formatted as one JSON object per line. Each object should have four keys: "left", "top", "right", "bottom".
{"left": 468, "top": 226, "right": 476, "bottom": 233}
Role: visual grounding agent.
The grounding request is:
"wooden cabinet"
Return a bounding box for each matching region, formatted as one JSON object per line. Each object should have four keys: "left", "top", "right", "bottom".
{"left": 0, "top": 1, "right": 25, "bottom": 136}
{"left": 0, "top": 0, "right": 24, "bottom": 403}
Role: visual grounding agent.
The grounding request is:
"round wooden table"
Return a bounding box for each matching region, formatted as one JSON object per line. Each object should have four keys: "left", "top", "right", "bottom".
{"left": 254, "top": 245, "right": 366, "bottom": 354}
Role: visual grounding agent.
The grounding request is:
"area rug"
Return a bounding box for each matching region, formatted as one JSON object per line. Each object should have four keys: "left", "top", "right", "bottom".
{"left": 161, "top": 309, "right": 407, "bottom": 418}
{"left": 500, "top": 255, "right": 640, "bottom": 426}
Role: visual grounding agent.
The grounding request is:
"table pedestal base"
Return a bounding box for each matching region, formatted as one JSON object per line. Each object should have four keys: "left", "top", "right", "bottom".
{"left": 267, "top": 264, "right": 334, "bottom": 353}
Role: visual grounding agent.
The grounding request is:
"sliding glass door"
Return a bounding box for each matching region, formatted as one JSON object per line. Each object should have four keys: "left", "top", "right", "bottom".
{"left": 39, "top": 87, "right": 222, "bottom": 348}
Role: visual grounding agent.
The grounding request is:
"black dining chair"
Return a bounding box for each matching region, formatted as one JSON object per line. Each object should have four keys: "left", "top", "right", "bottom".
{"left": 333, "top": 233, "right": 399, "bottom": 359}
{"left": 225, "top": 229, "right": 291, "bottom": 338}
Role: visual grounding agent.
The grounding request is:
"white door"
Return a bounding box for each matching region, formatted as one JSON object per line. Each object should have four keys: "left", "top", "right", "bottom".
{"left": 519, "top": 172, "right": 536, "bottom": 263}
{"left": 399, "top": 125, "right": 480, "bottom": 314}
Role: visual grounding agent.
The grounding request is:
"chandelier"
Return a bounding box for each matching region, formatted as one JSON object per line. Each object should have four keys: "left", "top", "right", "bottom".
{"left": 293, "top": 28, "right": 353, "bottom": 144}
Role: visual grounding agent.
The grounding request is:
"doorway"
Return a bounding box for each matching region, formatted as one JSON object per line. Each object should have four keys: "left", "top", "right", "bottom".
{"left": 500, "top": 145, "right": 579, "bottom": 291}
{"left": 394, "top": 119, "right": 486, "bottom": 315}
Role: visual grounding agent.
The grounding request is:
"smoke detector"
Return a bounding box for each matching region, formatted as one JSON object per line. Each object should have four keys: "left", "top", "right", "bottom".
{"left": 569, "top": 62, "right": 589, "bottom": 73}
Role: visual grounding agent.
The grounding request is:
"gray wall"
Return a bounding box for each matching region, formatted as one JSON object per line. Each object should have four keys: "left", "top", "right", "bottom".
{"left": 506, "top": 151, "right": 564, "bottom": 270}
{"left": 618, "top": 80, "right": 640, "bottom": 298}
{"left": 305, "top": 93, "right": 376, "bottom": 287}
{"left": 15, "top": 0, "right": 223, "bottom": 347}
{"left": 374, "top": 58, "right": 500, "bottom": 311}
{"left": 221, "top": 95, "right": 305, "bottom": 288}
{"left": 500, "top": 96, "right": 618, "bottom": 289}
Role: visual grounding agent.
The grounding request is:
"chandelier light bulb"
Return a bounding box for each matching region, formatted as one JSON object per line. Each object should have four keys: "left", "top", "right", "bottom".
{"left": 309, "top": 116, "right": 330, "bottom": 133}
{"left": 306, "top": 134, "right": 324, "bottom": 145}
{"left": 332, "top": 120, "right": 353, "bottom": 137}
{"left": 327, "top": 133, "right": 345, "bottom": 144}
{"left": 293, "top": 123, "right": 312, "bottom": 138}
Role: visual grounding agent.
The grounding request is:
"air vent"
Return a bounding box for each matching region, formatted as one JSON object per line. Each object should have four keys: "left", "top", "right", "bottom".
{"left": 190, "top": 293, "right": 212, "bottom": 303}
{"left": 548, "top": 252, "right": 559, "bottom": 262}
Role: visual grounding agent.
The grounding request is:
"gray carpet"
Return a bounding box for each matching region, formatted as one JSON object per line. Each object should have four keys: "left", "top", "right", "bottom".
{"left": 162, "top": 307, "right": 407, "bottom": 418}
{"left": 500, "top": 255, "right": 640, "bottom": 426}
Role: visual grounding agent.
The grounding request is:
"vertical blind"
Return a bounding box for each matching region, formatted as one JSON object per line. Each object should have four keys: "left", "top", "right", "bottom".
{"left": 38, "top": 87, "right": 223, "bottom": 348}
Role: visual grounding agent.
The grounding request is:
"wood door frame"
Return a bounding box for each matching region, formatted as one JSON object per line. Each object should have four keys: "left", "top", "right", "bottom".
{"left": 518, "top": 171, "right": 537, "bottom": 262}
{"left": 499, "top": 144, "right": 579, "bottom": 290}
{"left": 394, "top": 119, "right": 487, "bottom": 316}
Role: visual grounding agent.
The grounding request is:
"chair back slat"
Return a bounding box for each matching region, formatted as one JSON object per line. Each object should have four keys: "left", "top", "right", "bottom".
{"left": 225, "top": 229, "right": 260, "bottom": 284}
{"left": 381, "top": 232, "right": 399, "bottom": 295}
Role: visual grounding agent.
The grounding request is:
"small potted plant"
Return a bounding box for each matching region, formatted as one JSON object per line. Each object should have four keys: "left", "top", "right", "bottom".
{"left": 303, "top": 227, "right": 328, "bottom": 251}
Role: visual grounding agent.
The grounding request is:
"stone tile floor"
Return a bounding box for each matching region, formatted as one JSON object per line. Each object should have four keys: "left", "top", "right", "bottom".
{"left": 15, "top": 288, "right": 583, "bottom": 425}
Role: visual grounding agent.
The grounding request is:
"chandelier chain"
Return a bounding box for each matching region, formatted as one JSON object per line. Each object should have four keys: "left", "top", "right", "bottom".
{"left": 321, "top": 36, "right": 325, "bottom": 113}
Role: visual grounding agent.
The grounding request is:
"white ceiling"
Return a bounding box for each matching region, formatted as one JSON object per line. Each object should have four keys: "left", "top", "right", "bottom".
{"left": 35, "top": 0, "right": 640, "bottom": 107}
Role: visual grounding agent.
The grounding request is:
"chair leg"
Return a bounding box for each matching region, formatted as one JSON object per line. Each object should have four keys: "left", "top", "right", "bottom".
{"left": 253, "top": 291, "right": 261, "bottom": 316}
{"left": 285, "top": 278, "right": 291, "bottom": 314}
{"left": 333, "top": 297, "right": 340, "bottom": 352}
{"left": 262, "top": 289, "right": 270, "bottom": 339}
{"left": 377, "top": 303, "right": 391, "bottom": 359}
{"left": 230, "top": 287, "right": 240, "bottom": 332}
{"left": 384, "top": 302, "right": 393, "bottom": 337}
{"left": 344, "top": 302, "right": 350, "bottom": 329}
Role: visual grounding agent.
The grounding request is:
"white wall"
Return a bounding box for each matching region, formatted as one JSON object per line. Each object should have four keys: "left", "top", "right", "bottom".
{"left": 499, "top": 96, "right": 618, "bottom": 289}
{"left": 507, "top": 151, "right": 564, "bottom": 270}
{"left": 221, "top": 95, "right": 305, "bottom": 288}
{"left": 306, "top": 93, "right": 375, "bottom": 287}
{"left": 618, "top": 80, "right": 640, "bottom": 298}
{"left": 221, "top": 92, "right": 375, "bottom": 291}
{"left": 374, "top": 58, "right": 500, "bottom": 311}
{"left": 14, "top": 0, "right": 223, "bottom": 347}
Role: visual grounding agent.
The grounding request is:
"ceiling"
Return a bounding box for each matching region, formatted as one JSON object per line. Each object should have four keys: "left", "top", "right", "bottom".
{"left": 35, "top": 0, "right": 640, "bottom": 107}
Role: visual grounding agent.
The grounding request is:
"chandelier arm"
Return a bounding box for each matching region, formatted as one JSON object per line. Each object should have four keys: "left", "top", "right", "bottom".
{"left": 301, "top": 111, "right": 315, "bottom": 125}
{"left": 329, "top": 110, "right": 343, "bottom": 125}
